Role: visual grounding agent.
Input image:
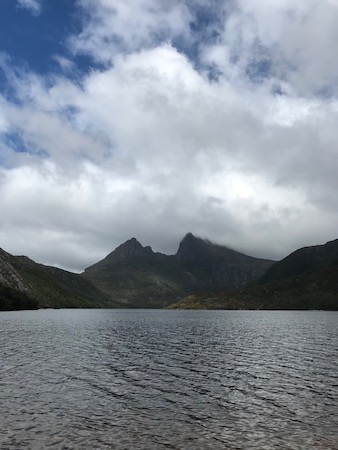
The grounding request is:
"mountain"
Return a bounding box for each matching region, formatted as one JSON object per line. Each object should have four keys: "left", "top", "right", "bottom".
{"left": 0, "top": 248, "right": 112, "bottom": 310}
{"left": 176, "top": 233, "right": 273, "bottom": 288}
{"left": 83, "top": 233, "right": 274, "bottom": 308}
{"left": 83, "top": 238, "right": 181, "bottom": 308}
{"left": 259, "top": 239, "right": 338, "bottom": 284}
{"left": 170, "top": 239, "right": 338, "bottom": 310}
{"left": 2, "top": 235, "right": 338, "bottom": 311}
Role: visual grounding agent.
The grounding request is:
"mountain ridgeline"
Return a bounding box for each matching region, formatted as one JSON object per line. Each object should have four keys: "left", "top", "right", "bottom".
{"left": 83, "top": 233, "right": 274, "bottom": 308}
{"left": 1, "top": 234, "right": 338, "bottom": 310}
{"left": 0, "top": 233, "right": 273, "bottom": 309}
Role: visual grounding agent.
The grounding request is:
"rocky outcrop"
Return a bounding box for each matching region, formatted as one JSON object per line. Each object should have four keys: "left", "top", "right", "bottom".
{"left": 0, "top": 249, "right": 39, "bottom": 310}
{"left": 0, "top": 248, "right": 112, "bottom": 309}
{"left": 0, "top": 249, "right": 26, "bottom": 291}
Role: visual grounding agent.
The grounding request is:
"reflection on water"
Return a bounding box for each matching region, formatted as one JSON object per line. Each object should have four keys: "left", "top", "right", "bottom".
{"left": 0, "top": 309, "right": 337, "bottom": 449}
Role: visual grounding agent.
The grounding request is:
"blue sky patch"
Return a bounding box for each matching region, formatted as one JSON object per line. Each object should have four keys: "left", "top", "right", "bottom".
{"left": 3, "top": 130, "right": 48, "bottom": 158}
{"left": 0, "top": 0, "right": 105, "bottom": 83}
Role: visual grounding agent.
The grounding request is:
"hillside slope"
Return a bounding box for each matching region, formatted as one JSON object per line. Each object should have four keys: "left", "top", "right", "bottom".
{"left": 259, "top": 239, "right": 338, "bottom": 284}
{"left": 169, "top": 268, "right": 338, "bottom": 310}
{"left": 0, "top": 249, "right": 112, "bottom": 309}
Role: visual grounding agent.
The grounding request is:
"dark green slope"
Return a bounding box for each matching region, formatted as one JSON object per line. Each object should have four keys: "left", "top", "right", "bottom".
{"left": 169, "top": 267, "right": 338, "bottom": 310}
{"left": 260, "top": 239, "right": 338, "bottom": 284}
{"left": 0, "top": 283, "right": 39, "bottom": 311}
{"left": 0, "top": 249, "right": 112, "bottom": 309}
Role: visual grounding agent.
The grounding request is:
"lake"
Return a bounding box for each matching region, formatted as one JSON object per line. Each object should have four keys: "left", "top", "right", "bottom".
{"left": 0, "top": 309, "right": 337, "bottom": 449}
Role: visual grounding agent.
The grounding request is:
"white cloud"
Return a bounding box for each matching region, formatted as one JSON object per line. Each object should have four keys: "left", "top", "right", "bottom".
{"left": 214, "top": 0, "right": 338, "bottom": 96}
{"left": 70, "top": 0, "right": 192, "bottom": 63}
{"left": 1, "top": 1, "right": 338, "bottom": 270}
{"left": 52, "top": 55, "right": 76, "bottom": 72}
{"left": 17, "top": 0, "right": 42, "bottom": 15}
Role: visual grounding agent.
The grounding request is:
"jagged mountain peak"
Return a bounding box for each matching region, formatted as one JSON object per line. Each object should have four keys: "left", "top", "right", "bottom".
{"left": 85, "top": 237, "right": 155, "bottom": 271}
{"left": 114, "top": 237, "right": 154, "bottom": 258}
{"left": 119, "top": 237, "right": 143, "bottom": 250}
{"left": 181, "top": 232, "right": 202, "bottom": 241}
{"left": 83, "top": 232, "right": 275, "bottom": 302}
{"left": 176, "top": 233, "right": 215, "bottom": 261}
{"left": 183, "top": 232, "right": 195, "bottom": 240}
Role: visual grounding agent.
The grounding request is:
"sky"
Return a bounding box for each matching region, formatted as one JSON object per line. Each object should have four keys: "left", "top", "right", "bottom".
{"left": 0, "top": 0, "right": 338, "bottom": 272}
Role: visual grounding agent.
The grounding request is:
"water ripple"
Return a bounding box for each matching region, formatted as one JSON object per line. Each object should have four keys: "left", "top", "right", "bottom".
{"left": 0, "top": 309, "right": 337, "bottom": 449}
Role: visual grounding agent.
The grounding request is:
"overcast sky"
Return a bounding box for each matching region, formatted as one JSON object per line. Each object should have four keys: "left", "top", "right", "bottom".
{"left": 0, "top": 0, "right": 338, "bottom": 272}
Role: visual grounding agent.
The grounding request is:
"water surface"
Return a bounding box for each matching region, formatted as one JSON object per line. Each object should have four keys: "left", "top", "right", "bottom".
{"left": 0, "top": 309, "right": 337, "bottom": 449}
